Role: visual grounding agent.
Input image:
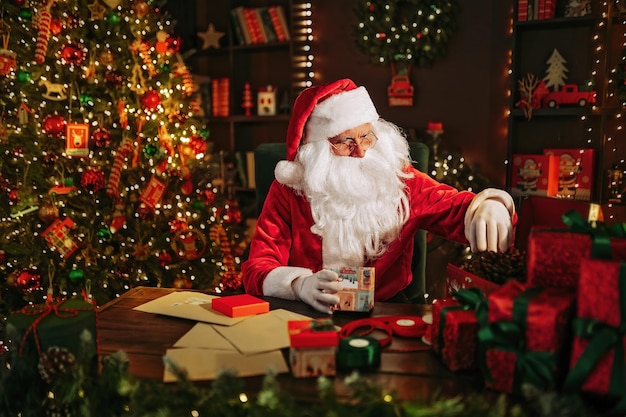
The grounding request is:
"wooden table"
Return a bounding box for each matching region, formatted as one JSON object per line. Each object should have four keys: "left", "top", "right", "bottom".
{"left": 97, "top": 287, "right": 484, "bottom": 402}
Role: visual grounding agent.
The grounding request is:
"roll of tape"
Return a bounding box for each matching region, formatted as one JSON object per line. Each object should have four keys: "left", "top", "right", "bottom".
{"left": 336, "top": 336, "right": 381, "bottom": 372}
{"left": 390, "top": 317, "right": 427, "bottom": 338}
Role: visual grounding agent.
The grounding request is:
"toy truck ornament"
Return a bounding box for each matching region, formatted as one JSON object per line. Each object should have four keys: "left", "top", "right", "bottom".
{"left": 540, "top": 84, "right": 596, "bottom": 108}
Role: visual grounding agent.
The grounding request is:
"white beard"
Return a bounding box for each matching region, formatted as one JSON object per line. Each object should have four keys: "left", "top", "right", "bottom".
{"left": 296, "top": 120, "right": 413, "bottom": 268}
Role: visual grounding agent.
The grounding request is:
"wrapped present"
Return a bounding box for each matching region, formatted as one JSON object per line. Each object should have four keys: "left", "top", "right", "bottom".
{"left": 431, "top": 288, "right": 488, "bottom": 371}
{"left": 446, "top": 263, "right": 501, "bottom": 297}
{"left": 211, "top": 294, "right": 269, "bottom": 317}
{"left": 527, "top": 210, "right": 626, "bottom": 288}
{"left": 510, "top": 153, "right": 560, "bottom": 198}
{"left": 483, "top": 281, "right": 576, "bottom": 395}
{"left": 331, "top": 267, "right": 374, "bottom": 312}
{"left": 7, "top": 297, "right": 97, "bottom": 360}
{"left": 288, "top": 319, "right": 338, "bottom": 378}
{"left": 544, "top": 148, "right": 595, "bottom": 201}
{"left": 564, "top": 259, "right": 626, "bottom": 410}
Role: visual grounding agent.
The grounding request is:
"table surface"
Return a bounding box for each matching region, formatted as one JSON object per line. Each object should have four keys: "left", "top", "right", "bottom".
{"left": 97, "top": 287, "right": 485, "bottom": 402}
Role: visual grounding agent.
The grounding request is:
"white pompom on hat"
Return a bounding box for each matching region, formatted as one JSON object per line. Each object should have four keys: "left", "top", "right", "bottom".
{"left": 274, "top": 79, "right": 379, "bottom": 186}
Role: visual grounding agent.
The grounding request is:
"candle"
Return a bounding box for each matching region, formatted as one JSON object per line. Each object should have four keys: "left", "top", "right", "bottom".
{"left": 427, "top": 121, "right": 443, "bottom": 132}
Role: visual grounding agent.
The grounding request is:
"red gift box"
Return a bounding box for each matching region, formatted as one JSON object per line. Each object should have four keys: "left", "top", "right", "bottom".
{"left": 483, "top": 281, "right": 576, "bottom": 394}
{"left": 544, "top": 148, "right": 595, "bottom": 201}
{"left": 510, "top": 154, "right": 560, "bottom": 198}
{"left": 288, "top": 319, "right": 338, "bottom": 378}
{"left": 446, "top": 263, "right": 501, "bottom": 297}
{"left": 564, "top": 259, "right": 626, "bottom": 401}
{"left": 431, "top": 298, "right": 479, "bottom": 371}
{"left": 527, "top": 227, "right": 626, "bottom": 289}
{"left": 211, "top": 294, "right": 269, "bottom": 318}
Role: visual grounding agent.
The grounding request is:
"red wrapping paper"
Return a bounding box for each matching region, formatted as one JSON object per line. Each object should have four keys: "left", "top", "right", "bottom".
{"left": 527, "top": 228, "right": 626, "bottom": 288}
{"left": 569, "top": 259, "right": 626, "bottom": 396}
{"left": 484, "top": 281, "right": 576, "bottom": 393}
{"left": 431, "top": 298, "right": 478, "bottom": 371}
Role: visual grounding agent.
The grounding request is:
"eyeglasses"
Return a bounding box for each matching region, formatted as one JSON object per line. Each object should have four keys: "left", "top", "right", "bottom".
{"left": 329, "top": 131, "right": 378, "bottom": 155}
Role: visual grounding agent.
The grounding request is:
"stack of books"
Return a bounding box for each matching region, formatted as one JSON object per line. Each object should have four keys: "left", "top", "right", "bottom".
{"left": 230, "top": 5, "right": 290, "bottom": 46}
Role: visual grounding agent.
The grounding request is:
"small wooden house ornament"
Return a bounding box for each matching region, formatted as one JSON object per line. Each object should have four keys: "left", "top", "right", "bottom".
{"left": 257, "top": 85, "right": 276, "bottom": 116}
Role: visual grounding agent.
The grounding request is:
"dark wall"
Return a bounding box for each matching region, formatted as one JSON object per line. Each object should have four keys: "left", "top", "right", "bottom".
{"left": 311, "top": 1, "right": 513, "bottom": 187}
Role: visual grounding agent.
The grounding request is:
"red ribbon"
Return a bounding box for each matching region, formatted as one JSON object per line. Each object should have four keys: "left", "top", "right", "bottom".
{"left": 17, "top": 299, "right": 94, "bottom": 357}
{"left": 339, "top": 315, "right": 427, "bottom": 351}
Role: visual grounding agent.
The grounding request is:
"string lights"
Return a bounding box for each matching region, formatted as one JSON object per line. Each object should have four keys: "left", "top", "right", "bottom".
{"left": 292, "top": 2, "right": 314, "bottom": 90}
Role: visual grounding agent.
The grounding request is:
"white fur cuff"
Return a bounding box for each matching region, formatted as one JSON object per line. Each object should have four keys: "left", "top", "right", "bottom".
{"left": 262, "top": 266, "right": 313, "bottom": 300}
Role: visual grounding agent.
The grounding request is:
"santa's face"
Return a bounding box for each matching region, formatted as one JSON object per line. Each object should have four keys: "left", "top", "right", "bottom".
{"left": 296, "top": 120, "right": 411, "bottom": 268}
{"left": 328, "top": 123, "right": 377, "bottom": 158}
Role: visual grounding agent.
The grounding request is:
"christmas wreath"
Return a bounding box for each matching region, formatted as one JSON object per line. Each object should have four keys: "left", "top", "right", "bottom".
{"left": 353, "top": 0, "right": 460, "bottom": 68}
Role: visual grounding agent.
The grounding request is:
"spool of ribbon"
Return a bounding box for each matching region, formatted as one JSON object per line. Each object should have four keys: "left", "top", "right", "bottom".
{"left": 338, "top": 315, "right": 427, "bottom": 351}
{"left": 336, "top": 336, "right": 381, "bottom": 372}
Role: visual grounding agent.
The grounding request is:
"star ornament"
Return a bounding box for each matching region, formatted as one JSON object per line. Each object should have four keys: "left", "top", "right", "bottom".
{"left": 88, "top": 1, "right": 107, "bottom": 20}
{"left": 197, "top": 23, "right": 224, "bottom": 49}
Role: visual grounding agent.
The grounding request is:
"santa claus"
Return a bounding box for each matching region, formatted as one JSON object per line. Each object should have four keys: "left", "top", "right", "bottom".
{"left": 242, "top": 79, "right": 515, "bottom": 313}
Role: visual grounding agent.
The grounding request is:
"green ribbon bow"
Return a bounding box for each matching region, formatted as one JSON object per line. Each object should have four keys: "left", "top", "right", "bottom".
{"left": 479, "top": 286, "right": 556, "bottom": 395}
{"left": 563, "top": 263, "right": 626, "bottom": 413}
{"left": 562, "top": 209, "right": 626, "bottom": 260}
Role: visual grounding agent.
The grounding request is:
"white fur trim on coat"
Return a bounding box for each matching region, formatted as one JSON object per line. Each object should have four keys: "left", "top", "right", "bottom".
{"left": 304, "top": 86, "right": 379, "bottom": 143}
{"left": 464, "top": 188, "right": 516, "bottom": 237}
{"left": 262, "top": 266, "right": 313, "bottom": 300}
{"left": 274, "top": 160, "right": 304, "bottom": 186}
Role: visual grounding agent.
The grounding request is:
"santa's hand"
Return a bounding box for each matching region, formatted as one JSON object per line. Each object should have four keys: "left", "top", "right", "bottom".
{"left": 292, "top": 270, "right": 342, "bottom": 314}
{"left": 464, "top": 189, "right": 515, "bottom": 253}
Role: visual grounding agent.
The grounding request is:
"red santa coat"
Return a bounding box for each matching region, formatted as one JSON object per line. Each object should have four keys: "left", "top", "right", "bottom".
{"left": 242, "top": 166, "right": 475, "bottom": 301}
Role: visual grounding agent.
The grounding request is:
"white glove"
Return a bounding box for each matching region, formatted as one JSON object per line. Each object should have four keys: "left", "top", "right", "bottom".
{"left": 465, "top": 198, "right": 514, "bottom": 253}
{"left": 291, "top": 270, "right": 342, "bottom": 314}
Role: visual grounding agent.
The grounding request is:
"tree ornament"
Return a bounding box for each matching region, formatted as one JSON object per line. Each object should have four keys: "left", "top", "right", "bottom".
{"left": 0, "top": 49, "right": 17, "bottom": 76}
{"left": 99, "top": 49, "right": 114, "bottom": 66}
{"left": 141, "top": 89, "right": 161, "bottom": 111}
{"left": 225, "top": 200, "right": 242, "bottom": 224}
{"left": 49, "top": 17, "right": 62, "bottom": 35}
{"left": 104, "top": 70, "right": 124, "bottom": 88}
{"left": 92, "top": 127, "right": 111, "bottom": 147}
{"left": 144, "top": 143, "right": 158, "bottom": 156}
{"left": 60, "top": 42, "right": 85, "bottom": 66}
{"left": 97, "top": 227, "right": 112, "bottom": 240}
{"left": 42, "top": 217, "right": 81, "bottom": 258}
{"left": 133, "top": 1, "right": 150, "bottom": 18}
{"left": 87, "top": 0, "right": 107, "bottom": 20}
{"left": 42, "top": 113, "right": 66, "bottom": 137}
{"left": 19, "top": 8, "right": 33, "bottom": 20}
{"left": 38, "top": 346, "right": 76, "bottom": 384}
{"left": 189, "top": 135, "right": 207, "bottom": 156}
{"left": 197, "top": 23, "right": 224, "bottom": 50}
{"left": 169, "top": 218, "right": 188, "bottom": 233}
{"left": 172, "top": 228, "right": 206, "bottom": 260}
{"left": 66, "top": 123, "right": 89, "bottom": 157}
{"left": 17, "top": 70, "right": 31, "bottom": 83}
{"left": 167, "top": 35, "right": 181, "bottom": 54}
{"left": 106, "top": 138, "right": 132, "bottom": 199}
{"left": 80, "top": 166, "right": 105, "bottom": 192}
{"left": 155, "top": 31, "right": 169, "bottom": 54}
{"left": 107, "top": 12, "right": 121, "bottom": 25}
{"left": 33, "top": 1, "right": 53, "bottom": 64}
{"left": 158, "top": 251, "right": 173, "bottom": 267}
{"left": 68, "top": 268, "right": 85, "bottom": 283}
{"left": 38, "top": 201, "right": 59, "bottom": 222}
{"left": 353, "top": 0, "right": 460, "bottom": 68}
{"left": 38, "top": 79, "right": 67, "bottom": 101}
{"left": 16, "top": 268, "right": 42, "bottom": 292}
{"left": 136, "top": 202, "right": 154, "bottom": 220}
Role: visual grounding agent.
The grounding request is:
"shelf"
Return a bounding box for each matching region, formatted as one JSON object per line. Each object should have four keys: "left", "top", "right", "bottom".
{"left": 510, "top": 107, "right": 594, "bottom": 117}
{"left": 515, "top": 15, "right": 598, "bottom": 31}
{"left": 208, "top": 114, "right": 291, "bottom": 123}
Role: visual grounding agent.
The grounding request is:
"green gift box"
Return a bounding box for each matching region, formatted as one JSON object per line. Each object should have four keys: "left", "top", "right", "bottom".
{"left": 7, "top": 297, "right": 97, "bottom": 359}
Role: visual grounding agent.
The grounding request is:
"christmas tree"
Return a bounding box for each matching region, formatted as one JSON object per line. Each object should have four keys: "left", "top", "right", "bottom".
{"left": 0, "top": 0, "right": 246, "bottom": 325}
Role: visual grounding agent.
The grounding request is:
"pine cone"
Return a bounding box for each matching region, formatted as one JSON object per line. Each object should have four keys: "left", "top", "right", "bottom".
{"left": 461, "top": 248, "right": 527, "bottom": 285}
{"left": 38, "top": 346, "right": 76, "bottom": 384}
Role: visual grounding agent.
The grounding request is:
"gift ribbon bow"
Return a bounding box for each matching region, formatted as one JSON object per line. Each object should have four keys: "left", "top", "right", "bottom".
{"left": 479, "top": 286, "right": 556, "bottom": 395}
{"left": 562, "top": 209, "right": 626, "bottom": 260}
{"left": 563, "top": 263, "right": 626, "bottom": 413}
{"left": 17, "top": 299, "right": 93, "bottom": 357}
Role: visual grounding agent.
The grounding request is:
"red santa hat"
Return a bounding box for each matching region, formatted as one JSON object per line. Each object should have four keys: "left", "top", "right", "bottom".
{"left": 275, "top": 79, "right": 379, "bottom": 185}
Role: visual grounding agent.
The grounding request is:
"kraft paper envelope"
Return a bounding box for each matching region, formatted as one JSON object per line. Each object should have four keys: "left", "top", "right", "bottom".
{"left": 173, "top": 322, "right": 236, "bottom": 350}
{"left": 213, "top": 309, "right": 311, "bottom": 355}
{"left": 133, "top": 291, "right": 246, "bottom": 326}
{"left": 163, "top": 348, "right": 288, "bottom": 382}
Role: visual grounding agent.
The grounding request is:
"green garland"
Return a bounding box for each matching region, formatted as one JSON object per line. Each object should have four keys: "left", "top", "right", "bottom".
{"left": 353, "top": 0, "right": 460, "bottom": 68}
